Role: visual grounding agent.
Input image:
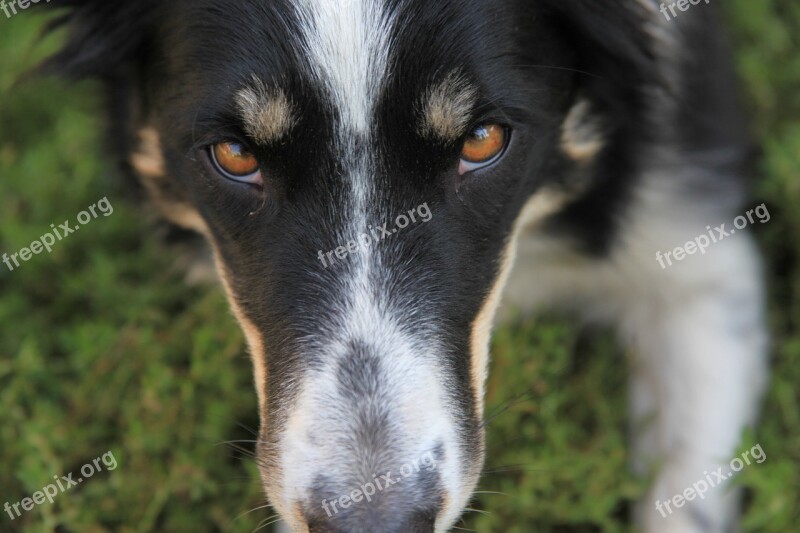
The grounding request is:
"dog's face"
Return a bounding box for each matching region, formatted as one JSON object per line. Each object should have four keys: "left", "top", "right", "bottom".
{"left": 46, "top": 0, "right": 657, "bottom": 530}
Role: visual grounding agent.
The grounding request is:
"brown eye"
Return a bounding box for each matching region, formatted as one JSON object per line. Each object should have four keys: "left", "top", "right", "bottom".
{"left": 210, "top": 142, "right": 261, "bottom": 183}
{"left": 459, "top": 124, "right": 508, "bottom": 174}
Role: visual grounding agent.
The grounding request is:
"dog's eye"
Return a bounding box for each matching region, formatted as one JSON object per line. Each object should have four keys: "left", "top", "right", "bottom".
{"left": 459, "top": 124, "right": 508, "bottom": 174}
{"left": 210, "top": 142, "right": 262, "bottom": 184}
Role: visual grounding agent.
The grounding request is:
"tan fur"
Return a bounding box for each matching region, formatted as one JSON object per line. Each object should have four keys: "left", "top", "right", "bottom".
{"left": 561, "top": 99, "right": 606, "bottom": 165}
{"left": 420, "top": 71, "right": 479, "bottom": 141}
{"left": 208, "top": 244, "right": 269, "bottom": 415}
{"left": 211, "top": 247, "right": 284, "bottom": 524}
{"left": 236, "top": 77, "right": 296, "bottom": 145}
{"left": 469, "top": 188, "right": 572, "bottom": 421}
{"left": 131, "top": 128, "right": 209, "bottom": 233}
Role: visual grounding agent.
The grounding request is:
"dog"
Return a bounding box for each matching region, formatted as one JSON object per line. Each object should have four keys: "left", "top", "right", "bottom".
{"left": 38, "top": 0, "right": 768, "bottom": 531}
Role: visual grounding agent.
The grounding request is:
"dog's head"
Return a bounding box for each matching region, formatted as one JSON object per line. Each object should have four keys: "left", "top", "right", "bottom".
{"left": 42, "top": 0, "right": 662, "bottom": 530}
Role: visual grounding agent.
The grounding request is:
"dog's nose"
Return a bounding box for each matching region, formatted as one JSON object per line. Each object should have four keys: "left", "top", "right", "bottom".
{"left": 306, "top": 507, "right": 437, "bottom": 533}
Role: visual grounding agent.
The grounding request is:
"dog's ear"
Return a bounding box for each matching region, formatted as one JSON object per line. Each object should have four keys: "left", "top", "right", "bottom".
{"left": 539, "top": 0, "right": 667, "bottom": 117}
{"left": 36, "top": 1, "right": 210, "bottom": 234}
{"left": 37, "top": 0, "right": 157, "bottom": 80}
{"left": 30, "top": 0, "right": 167, "bottom": 209}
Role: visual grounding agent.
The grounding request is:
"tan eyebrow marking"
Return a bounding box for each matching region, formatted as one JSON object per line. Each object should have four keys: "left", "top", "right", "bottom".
{"left": 420, "top": 71, "right": 479, "bottom": 141}
{"left": 236, "top": 76, "right": 296, "bottom": 144}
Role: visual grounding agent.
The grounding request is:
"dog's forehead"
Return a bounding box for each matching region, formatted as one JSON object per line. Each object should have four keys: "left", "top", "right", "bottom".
{"left": 229, "top": 0, "right": 486, "bottom": 145}
{"left": 166, "top": 0, "right": 534, "bottom": 150}
{"left": 292, "top": 0, "right": 396, "bottom": 134}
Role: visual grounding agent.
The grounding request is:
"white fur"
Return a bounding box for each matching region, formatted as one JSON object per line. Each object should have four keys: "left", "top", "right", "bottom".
{"left": 274, "top": 239, "right": 465, "bottom": 530}
{"left": 276, "top": 204, "right": 463, "bottom": 525}
{"left": 501, "top": 167, "right": 768, "bottom": 532}
{"left": 293, "top": 0, "right": 395, "bottom": 134}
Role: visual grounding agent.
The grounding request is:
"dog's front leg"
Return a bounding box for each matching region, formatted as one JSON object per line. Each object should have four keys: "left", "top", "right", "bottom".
{"left": 627, "top": 236, "right": 769, "bottom": 533}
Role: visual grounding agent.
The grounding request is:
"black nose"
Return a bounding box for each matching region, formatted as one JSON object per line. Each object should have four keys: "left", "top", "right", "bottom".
{"left": 307, "top": 507, "right": 437, "bottom": 533}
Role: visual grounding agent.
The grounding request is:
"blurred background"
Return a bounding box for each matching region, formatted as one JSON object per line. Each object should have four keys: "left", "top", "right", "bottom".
{"left": 0, "top": 1, "right": 798, "bottom": 531}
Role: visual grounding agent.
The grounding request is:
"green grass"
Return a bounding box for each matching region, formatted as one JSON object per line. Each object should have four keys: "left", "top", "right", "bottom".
{"left": 1, "top": 2, "right": 798, "bottom": 531}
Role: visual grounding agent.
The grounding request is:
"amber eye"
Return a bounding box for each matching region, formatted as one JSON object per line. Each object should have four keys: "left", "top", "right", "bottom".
{"left": 210, "top": 142, "right": 262, "bottom": 183}
{"left": 459, "top": 124, "right": 508, "bottom": 174}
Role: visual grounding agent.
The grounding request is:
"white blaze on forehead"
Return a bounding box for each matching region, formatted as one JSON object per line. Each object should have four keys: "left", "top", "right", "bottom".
{"left": 293, "top": 0, "right": 397, "bottom": 243}
{"left": 294, "top": 0, "right": 396, "bottom": 133}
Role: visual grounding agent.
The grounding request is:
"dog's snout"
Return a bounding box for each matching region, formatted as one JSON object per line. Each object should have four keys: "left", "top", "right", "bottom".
{"left": 306, "top": 505, "right": 438, "bottom": 533}
{"left": 262, "top": 327, "right": 480, "bottom": 532}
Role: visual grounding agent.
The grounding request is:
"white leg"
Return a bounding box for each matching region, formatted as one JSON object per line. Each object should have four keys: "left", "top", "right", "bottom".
{"left": 624, "top": 235, "right": 769, "bottom": 532}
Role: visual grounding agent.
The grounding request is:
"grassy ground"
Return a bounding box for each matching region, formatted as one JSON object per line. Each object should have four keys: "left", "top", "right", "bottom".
{"left": 1, "top": 1, "right": 798, "bottom": 531}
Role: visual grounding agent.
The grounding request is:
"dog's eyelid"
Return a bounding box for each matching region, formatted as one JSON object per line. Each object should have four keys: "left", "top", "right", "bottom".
{"left": 192, "top": 128, "right": 252, "bottom": 149}
{"left": 471, "top": 96, "right": 534, "bottom": 129}
{"left": 187, "top": 115, "right": 261, "bottom": 149}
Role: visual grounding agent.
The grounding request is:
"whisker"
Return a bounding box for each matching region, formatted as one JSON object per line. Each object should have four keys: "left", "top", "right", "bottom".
{"left": 221, "top": 442, "right": 258, "bottom": 459}
{"left": 481, "top": 390, "right": 535, "bottom": 429}
{"left": 252, "top": 514, "right": 284, "bottom": 533}
{"left": 236, "top": 421, "right": 260, "bottom": 436}
{"left": 512, "top": 63, "right": 602, "bottom": 79}
{"left": 482, "top": 463, "right": 552, "bottom": 475}
{"left": 220, "top": 439, "right": 264, "bottom": 445}
{"left": 480, "top": 359, "right": 573, "bottom": 430}
{"left": 234, "top": 503, "right": 274, "bottom": 521}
